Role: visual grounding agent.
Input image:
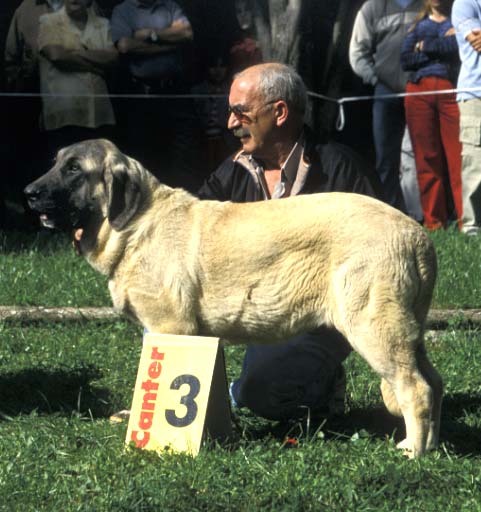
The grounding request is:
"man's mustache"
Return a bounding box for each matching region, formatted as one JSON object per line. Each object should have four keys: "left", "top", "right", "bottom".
{"left": 232, "top": 127, "right": 251, "bottom": 138}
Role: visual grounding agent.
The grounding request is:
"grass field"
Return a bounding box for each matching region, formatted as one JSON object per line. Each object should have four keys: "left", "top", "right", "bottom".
{"left": 0, "top": 230, "right": 480, "bottom": 511}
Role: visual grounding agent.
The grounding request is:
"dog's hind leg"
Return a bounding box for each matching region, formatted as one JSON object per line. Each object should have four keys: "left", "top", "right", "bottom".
{"left": 415, "top": 343, "right": 443, "bottom": 450}
{"left": 380, "top": 344, "right": 442, "bottom": 453}
{"left": 380, "top": 378, "right": 402, "bottom": 417}
{"left": 346, "top": 314, "right": 438, "bottom": 458}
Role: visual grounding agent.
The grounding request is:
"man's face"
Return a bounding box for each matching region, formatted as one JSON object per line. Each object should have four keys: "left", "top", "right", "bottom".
{"left": 227, "top": 74, "right": 277, "bottom": 159}
{"left": 65, "top": 0, "right": 89, "bottom": 18}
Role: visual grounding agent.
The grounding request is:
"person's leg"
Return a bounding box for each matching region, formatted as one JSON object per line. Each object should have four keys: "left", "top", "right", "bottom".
{"left": 437, "top": 81, "right": 463, "bottom": 227}
{"left": 230, "top": 327, "right": 352, "bottom": 420}
{"left": 372, "top": 83, "right": 407, "bottom": 212}
{"left": 405, "top": 78, "right": 447, "bottom": 229}
{"left": 400, "top": 127, "right": 423, "bottom": 222}
{"left": 457, "top": 99, "right": 481, "bottom": 234}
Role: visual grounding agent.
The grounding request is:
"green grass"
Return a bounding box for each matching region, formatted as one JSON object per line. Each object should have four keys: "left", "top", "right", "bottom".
{"left": 0, "top": 325, "right": 480, "bottom": 511}
{"left": 0, "top": 229, "right": 480, "bottom": 510}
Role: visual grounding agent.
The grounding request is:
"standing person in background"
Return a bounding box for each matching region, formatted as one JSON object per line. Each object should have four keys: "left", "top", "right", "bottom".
{"left": 5, "top": 0, "right": 63, "bottom": 92}
{"left": 38, "top": 0, "right": 118, "bottom": 160}
{"left": 452, "top": 0, "right": 481, "bottom": 235}
{"left": 111, "top": 0, "right": 201, "bottom": 191}
{"left": 401, "top": 0, "right": 462, "bottom": 231}
{"left": 349, "top": 0, "right": 423, "bottom": 212}
{"left": 4, "top": 0, "right": 63, "bottom": 228}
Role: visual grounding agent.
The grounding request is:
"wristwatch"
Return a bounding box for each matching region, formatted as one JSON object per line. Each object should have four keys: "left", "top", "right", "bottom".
{"left": 149, "top": 30, "right": 158, "bottom": 43}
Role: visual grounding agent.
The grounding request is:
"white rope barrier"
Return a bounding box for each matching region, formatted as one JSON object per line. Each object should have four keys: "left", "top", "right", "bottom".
{"left": 3, "top": 85, "right": 481, "bottom": 132}
{"left": 308, "top": 86, "right": 481, "bottom": 130}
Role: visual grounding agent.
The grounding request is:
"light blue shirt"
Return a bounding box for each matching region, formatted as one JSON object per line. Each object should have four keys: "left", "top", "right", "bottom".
{"left": 452, "top": 0, "right": 481, "bottom": 100}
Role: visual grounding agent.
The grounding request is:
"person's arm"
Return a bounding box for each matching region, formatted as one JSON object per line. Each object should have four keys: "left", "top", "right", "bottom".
{"left": 349, "top": 4, "right": 378, "bottom": 86}
{"left": 40, "top": 45, "right": 117, "bottom": 75}
{"left": 133, "top": 19, "right": 193, "bottom": 44}
{"left": 422, "top": 33, "right": 459, "bottom": 58}
{"left": 4, "top": 10, "right": 24, "bottom": 90}
{"left": 452, "top": 0, "right": 481, "bottom": 52}
{"left": 40, "top": 45, "right": 101, "bottom": 73}
{"left": 401, "top": 26, "right": 430, "bottom": 71}
{"left": 113, "top": 8, "right": 192, "bottom": 56}
{"left": 465, "top": 28, "right": 481, "bottom": 51}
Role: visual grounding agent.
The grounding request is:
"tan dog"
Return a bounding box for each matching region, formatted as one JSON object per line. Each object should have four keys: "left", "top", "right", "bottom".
{"left": 25, "top": 139, "right": 442, "bottom": 457}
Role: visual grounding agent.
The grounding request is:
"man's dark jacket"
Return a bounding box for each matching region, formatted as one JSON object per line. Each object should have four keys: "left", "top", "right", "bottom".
{"left": 197, "top": 128, "right": 382, "bottom": 202}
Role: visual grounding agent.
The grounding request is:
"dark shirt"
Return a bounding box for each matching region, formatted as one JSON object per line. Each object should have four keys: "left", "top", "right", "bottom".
{"left": 401, "top": 16, "right": 459, "bottom": 84}
{"left": 197, "top": 128, "right": 382, "bottom": 202}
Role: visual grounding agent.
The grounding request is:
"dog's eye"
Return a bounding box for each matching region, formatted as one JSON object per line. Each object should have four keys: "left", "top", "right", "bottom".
{"left": 66, "top": 161, "right": 81, "bottom": 174}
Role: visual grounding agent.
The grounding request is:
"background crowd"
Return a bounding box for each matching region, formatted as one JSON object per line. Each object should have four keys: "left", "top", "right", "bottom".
{"left": 0, "top": 0, "right": 480, "bottom": 236}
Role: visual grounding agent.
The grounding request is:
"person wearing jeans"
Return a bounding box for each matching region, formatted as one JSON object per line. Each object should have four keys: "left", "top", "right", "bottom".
{"left": 350, "top": 0, "right": 423, "bottom": 212}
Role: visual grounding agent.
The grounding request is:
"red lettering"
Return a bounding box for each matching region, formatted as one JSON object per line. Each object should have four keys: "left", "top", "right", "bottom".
{"left": 142, "top": 392, "right": 157, "bottom": 411}
{"left": 139, "top": 410, "right": 154, "bottom": 430}
{"left": 141, "top": 379, "right": 159, "bottom": 392}
{"left": 131, "top": 430, "right": 150, "bottom": 448}
{"left": 148, "top": 361, "right": 162, "bottom": 379}
{"left": 151, "top": 347, "right": 164, "bottom": 360}
{"left": 134, "top": 347, "right": 166, "bottom": 444}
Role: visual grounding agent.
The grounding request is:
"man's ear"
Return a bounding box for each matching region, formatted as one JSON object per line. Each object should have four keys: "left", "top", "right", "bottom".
{"left": 103, "top": 153, "right": 142, "bottom": 231}
{"left": 274, "top": 100, "right": 289, "bottom": 127}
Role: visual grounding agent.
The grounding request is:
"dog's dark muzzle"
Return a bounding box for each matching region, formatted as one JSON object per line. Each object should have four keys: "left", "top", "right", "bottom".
{"left": 24, "top": 177, "right": 72, "bottom": 230}
{"left": 24, "top": 181, "right": 43, "bottom": 210}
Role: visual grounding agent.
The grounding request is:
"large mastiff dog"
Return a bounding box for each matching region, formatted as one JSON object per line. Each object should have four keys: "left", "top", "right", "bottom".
{"left": 25, "top": 139, "right": 442, "bottom": 457}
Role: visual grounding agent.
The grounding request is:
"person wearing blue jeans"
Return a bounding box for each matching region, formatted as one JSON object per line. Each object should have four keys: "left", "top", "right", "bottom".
{"left": 349, "top": 0, "right": 423, "bottom": 211}
{"left": 372, "top": 82, "right": 408, "bottom": 212}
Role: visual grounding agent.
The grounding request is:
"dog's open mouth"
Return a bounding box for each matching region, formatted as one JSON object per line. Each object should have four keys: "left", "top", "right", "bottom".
{"left": 39, "top": 213, "right": 57, "bottom": 229}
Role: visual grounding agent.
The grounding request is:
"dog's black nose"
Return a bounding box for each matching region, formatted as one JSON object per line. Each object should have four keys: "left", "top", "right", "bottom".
{"left": 24, "top": 183, "right": 39, "bottom": 199}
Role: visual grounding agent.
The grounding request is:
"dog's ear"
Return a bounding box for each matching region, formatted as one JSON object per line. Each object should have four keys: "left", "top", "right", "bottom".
{"left": 104, "top": 153, "right": 142, "bottom": 231}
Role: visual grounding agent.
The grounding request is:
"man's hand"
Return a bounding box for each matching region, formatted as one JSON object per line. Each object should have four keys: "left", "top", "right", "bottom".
{"left": 467, "top": 28, "right": 481, "bottom": 52}
{"left": 414, "top": 40, "right": 424, "bottom": 52}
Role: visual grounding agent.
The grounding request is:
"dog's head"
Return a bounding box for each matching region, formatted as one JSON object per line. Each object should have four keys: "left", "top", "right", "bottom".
{"left": 24, "top": 139, "right": 143, "bottom": 232}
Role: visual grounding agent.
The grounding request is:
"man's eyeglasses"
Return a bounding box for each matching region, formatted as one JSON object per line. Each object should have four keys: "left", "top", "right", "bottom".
{"left": 227, "top": 100, "right": 278, "bottom": 122}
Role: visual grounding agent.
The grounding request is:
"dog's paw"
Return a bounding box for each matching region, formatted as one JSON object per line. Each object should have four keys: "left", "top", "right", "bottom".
{"left": 396, "top": 438, "right": 415, "bottom": 458}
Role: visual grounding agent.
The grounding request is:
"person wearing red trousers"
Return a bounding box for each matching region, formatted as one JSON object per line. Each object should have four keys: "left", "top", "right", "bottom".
{"left": 401, "top": 0, "right": 463, "bottom": 230}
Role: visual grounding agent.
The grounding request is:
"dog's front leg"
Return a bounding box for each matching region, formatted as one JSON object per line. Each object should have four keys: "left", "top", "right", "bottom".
{"left": 125, "top": 287, "right": 199, "bottom": 335}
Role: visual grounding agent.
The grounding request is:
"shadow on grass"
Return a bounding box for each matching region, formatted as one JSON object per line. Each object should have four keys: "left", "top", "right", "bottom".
{"left": 0, "top": 365, "right": 114, "bottom": 419}
{"left": 0, "top": 229, "right": 68, "bottom": 254}
{"left": 236, "top": 393, "right": 481, "bottom": 456}
{"left": 439, "top": 392, "right": 481, "bottom": 456}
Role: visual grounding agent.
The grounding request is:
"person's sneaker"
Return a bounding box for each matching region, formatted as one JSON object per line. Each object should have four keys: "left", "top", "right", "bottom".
{"left": 462, "top": 226, "right": 480, "bottom": 236}
{"left": 327, "top": 365, "right": 346, "bottom": 416}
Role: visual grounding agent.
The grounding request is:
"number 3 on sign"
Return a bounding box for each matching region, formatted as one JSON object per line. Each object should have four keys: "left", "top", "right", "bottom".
{"left": 126, "top": 333, "right": 232, "bottom": 456}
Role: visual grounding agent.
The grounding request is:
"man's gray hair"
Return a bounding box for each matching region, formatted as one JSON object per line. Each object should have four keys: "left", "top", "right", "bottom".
{"left": 256, "top": 63, "right": 307, "bottom": 116}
